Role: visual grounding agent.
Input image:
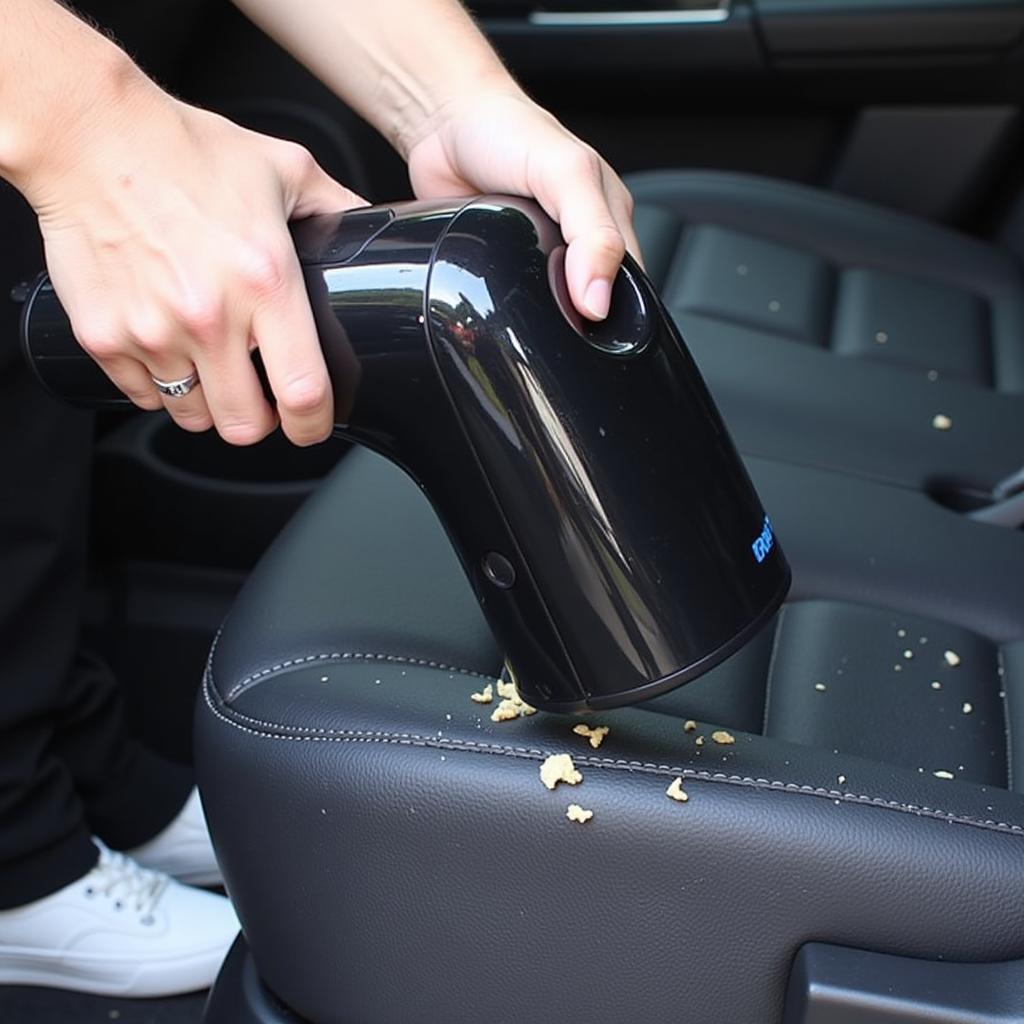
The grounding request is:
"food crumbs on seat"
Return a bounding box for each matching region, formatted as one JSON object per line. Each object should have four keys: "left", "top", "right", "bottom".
{"left": 814, "top": 682, "right": 826, "bottom": 692}
{"left": 566, "top": 804, "right": 593, "bottom": 824}
{"left": 933, "top": 770, "right": 955, "bottom": 780}
{"left": 684, "top": 719, "right": 697, "bottom": 732}
{"left": 920, "top": 636, "right": 928, "bottom": 644}
{"left": 496, "top": 679, "right": 518, "bottom": 701}
{"left": 666, "top": 778, "right": 689, "bottom": 803}
{"left": 540, "top": 754, "right": 582, "bottom": 790}
{"left": 768, "top": 300, "right": 781, "bottom": 312}
{"left": 944, "top": 650, "right": 961, "bottom": 667}
{"left": 573, "top": 723, "right": 609, "bottom": 749}
{"left": 491, "top": 699, "right": 521, "bottom": 722}
{"left": 927, "top": 369, "right": 939, "bottom": 381}
{"left": 875, "top": 331, "right": 888, "bottom": 344}
{"left": 838, "top": 774, "right": 846, "bottom": 785}
{"left": 897, "top": 628, "right": 907, "bottom": 638}
{"left": 695, "top": 736, "right": 705, "bottom": 746}
{"left": 903, "top": 650, "right": 914, "bottom": 660}
{"left": 320, "top": 675, "right": 328, "bottom": 683}
{"left": 932, "top": 414, "right": 953, "bottom": 431}
{"left": 470, "top": 683, "right": 494, "bottom": 704}
{"left": 931, "top": 681, "right": 942, "bottom": 690}
{"left": 711, "top": 730, "right": 735, "bottom": 746}
{"left": 893, "top": 664, "right": 903, "bottom": 672}
{"left": 962, "top": 702, "right": 973, "bottom": 714}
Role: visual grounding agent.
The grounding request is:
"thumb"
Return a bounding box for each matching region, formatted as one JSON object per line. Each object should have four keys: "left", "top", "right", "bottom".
{"left": 276, "top": 142, "right": 369, "bottom": 218}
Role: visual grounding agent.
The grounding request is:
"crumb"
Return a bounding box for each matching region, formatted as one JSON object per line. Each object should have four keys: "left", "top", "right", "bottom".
{"left": 666, "top": 778, "right": 689, "bottom": 803}
{"left": 903, "top": 649, "right": 914, "bottom": 660}
{"left": 540, "top": 753, "right": 582, "bottom": 790}
{"left": 944, "top": 650, "right": 961, "bottom": 667}
{"left": 962, "top": 702, "right": 973, "bottom": 714}
{"left": 814, "top": 682, "right": 826, "bottom": 692}
{"left": 711, "top": 730, "right": 735, "bottom": 746}
{"left": 520, "top": 702, "right": 538, "bottom": 716}
{"left": 491, "top": 699, "right": 521, "bottom": 722}
{"left": 838, "top": 774, "right": 846, "bottom": 785}
{"left": 683, "top": 719, "right": 697, "bottom": 733}
{"left": 931, "top": 681, "right": 942, "bottom": 690}
{"left": 573, "top": 723, "right": 609, "bottom": 749}
{"left": 566, "top": 804, "right": 593, "bottom": 824}
{"left": 932, "top": 414, "right": 953, "bottom": 431}
{"left": 695, "top": 736, "right": 705, "bottom": 746}
{"left": 933, "top": 770, "right": 955, "bottom": 780}
{"left": 897, "top": 628, "right": 907, "bottom": 638}
{"left": 894, "top": 664, "right": 903, "bottom": 672}
{"left": 470, "top": 684, "right": 494, "bottom": 704}
{"left": 496, "top": 679, "right": 518, "bottom": 701}
{"left": 320, "top": 675, "right": 329, "bottom": 683}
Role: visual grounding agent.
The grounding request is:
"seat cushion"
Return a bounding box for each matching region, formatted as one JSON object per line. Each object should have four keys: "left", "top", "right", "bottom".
{"left": 627, "top": 171, "right": 1024, "bottom": 492}
{"left": 196, "top": 448, "right": 1024, "bottom": 1024}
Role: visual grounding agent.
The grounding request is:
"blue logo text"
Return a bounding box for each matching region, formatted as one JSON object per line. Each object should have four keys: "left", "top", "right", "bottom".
{"left": 752, "top": 516, "right": 774, "bottom": 564}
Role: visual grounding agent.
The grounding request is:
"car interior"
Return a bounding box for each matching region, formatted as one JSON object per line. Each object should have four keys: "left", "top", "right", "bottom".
{"left": 4, "top": 0, "right": 1024, "bottom": 1021}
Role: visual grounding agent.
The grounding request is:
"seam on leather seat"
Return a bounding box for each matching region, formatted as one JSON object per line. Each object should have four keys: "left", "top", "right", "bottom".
{"left": 202, "top": 674, "right": 1024, "bottom": 840}
{"left": 223, "top": 650, "right": 497, "bottom": 702}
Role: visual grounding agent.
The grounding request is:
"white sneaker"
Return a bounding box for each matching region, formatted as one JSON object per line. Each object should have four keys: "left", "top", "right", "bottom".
{"left": 0, "top": 843, "right": 238, "bottom": 996}
{"left": 126, "top": 788, "right": 221, "bottom": 887}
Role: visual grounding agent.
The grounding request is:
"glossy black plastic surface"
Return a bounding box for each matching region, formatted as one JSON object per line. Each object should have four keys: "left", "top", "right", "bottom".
{"left": 20, "top": 196, "right": 790, "bottom": 711}
{"left": 426, "top": 198, "right": 790, "bottom": 709}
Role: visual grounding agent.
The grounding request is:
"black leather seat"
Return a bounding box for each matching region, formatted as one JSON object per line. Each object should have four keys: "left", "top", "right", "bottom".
{"left": 628, "top": 172, "right": 1024, "bottom": 491}
{"left": 198, "top": 443, "right": 1024, "bottom": 1024}
{"left": 197, "top": 172, "right": 1024, "bottom": 1024}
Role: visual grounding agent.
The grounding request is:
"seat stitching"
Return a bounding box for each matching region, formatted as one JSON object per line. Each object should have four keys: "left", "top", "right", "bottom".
{"left": 224, "top": 651, "right": 498, "bottom": 702}
{"left": 202, "top": 674, "right": 1024, "bottom": 840}
{"left": 761, "top": 605, "right": 787, "bottom": 735}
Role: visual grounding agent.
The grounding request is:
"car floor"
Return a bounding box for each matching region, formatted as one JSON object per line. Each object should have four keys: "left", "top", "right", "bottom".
{"left": 0, "top": 986, "right": 206, "bottom": 1022}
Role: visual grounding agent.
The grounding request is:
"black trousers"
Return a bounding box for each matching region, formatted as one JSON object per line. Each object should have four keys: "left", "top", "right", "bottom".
{"left": 0, "top": 185, "right": 192, "bottom": 909}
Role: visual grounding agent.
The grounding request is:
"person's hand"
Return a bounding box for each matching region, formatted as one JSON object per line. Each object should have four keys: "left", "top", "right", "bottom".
{"left": 405, "top": 87, "right": 641, "bottom": 322}
{"left": 25, "top": 71, "right": 365, "bottom": 446}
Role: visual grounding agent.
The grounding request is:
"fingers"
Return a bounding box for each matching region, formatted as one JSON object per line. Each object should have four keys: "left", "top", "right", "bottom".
{"left": 246, "top": 243, "right": 334, "bottom": 446}
{"left": 532, "top": 146, "right": 636, "bottom": 321}
{"left": 128, "top": 308, "right": 214, "bottom": 431}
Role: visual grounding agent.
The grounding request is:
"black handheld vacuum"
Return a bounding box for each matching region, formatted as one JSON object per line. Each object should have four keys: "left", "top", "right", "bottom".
{"left": 21, "top": 195, "right": 790, "bottom": 713}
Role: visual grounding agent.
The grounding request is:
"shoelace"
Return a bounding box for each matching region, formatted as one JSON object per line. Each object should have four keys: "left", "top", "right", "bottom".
{"left": 86, "top": 842, "right": 170, "bottom": 920}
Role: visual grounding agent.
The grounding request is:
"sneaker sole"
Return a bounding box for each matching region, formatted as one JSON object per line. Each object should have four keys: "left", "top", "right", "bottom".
{"left": 0, "top": 933, "right": 238, "bottom": 997}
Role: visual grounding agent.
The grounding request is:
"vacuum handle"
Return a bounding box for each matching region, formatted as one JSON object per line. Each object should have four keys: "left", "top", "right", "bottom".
{"left": 20, "top": 275, "right": 278, "bottom": 410}
{"left": 19, "top": 276, "right": 132, "bottom": 408}
{"left": 19, "top": 205, "right": 401, "bottom": 410}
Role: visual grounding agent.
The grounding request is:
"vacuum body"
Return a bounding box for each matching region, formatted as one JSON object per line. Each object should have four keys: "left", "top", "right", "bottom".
{"left": 21, "top": 196, "right": 790, "bottom": 712}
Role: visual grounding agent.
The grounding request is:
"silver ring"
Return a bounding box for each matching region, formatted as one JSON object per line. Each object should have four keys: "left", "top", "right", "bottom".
{"left": 151, "top": 370, "right": 200, "bottom": 398}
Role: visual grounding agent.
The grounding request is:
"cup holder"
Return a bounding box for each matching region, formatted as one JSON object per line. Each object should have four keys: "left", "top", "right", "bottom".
{"left": 148, "top": 417, "right": 349, "bottom": 486}
{"left": 93, "top": 412, "right": 353, "bottom": 570}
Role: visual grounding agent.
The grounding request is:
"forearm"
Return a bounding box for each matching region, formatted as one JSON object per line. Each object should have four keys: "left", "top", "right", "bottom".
{"left": 0, "top": 0, "right": 148, "bottom": 205}
{"left": 229, "top": 0, "right": 519, "bottom": 157}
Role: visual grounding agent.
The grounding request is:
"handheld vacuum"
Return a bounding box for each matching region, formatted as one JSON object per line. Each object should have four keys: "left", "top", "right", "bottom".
{"left": 21, "top": 196, "right": 790, "bottom": 712}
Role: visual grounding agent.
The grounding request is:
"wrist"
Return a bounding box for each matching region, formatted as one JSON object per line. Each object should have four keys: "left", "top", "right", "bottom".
{"left": 390, "top": 68, "right": 523, "bottom": 160}
{"left": 1, "top": 38, "right": 154, "bottom": 208}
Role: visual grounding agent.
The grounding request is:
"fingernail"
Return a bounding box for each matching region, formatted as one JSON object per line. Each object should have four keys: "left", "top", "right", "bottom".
{"left": 583, "top": 278, "right": 611, "bottom": 320}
